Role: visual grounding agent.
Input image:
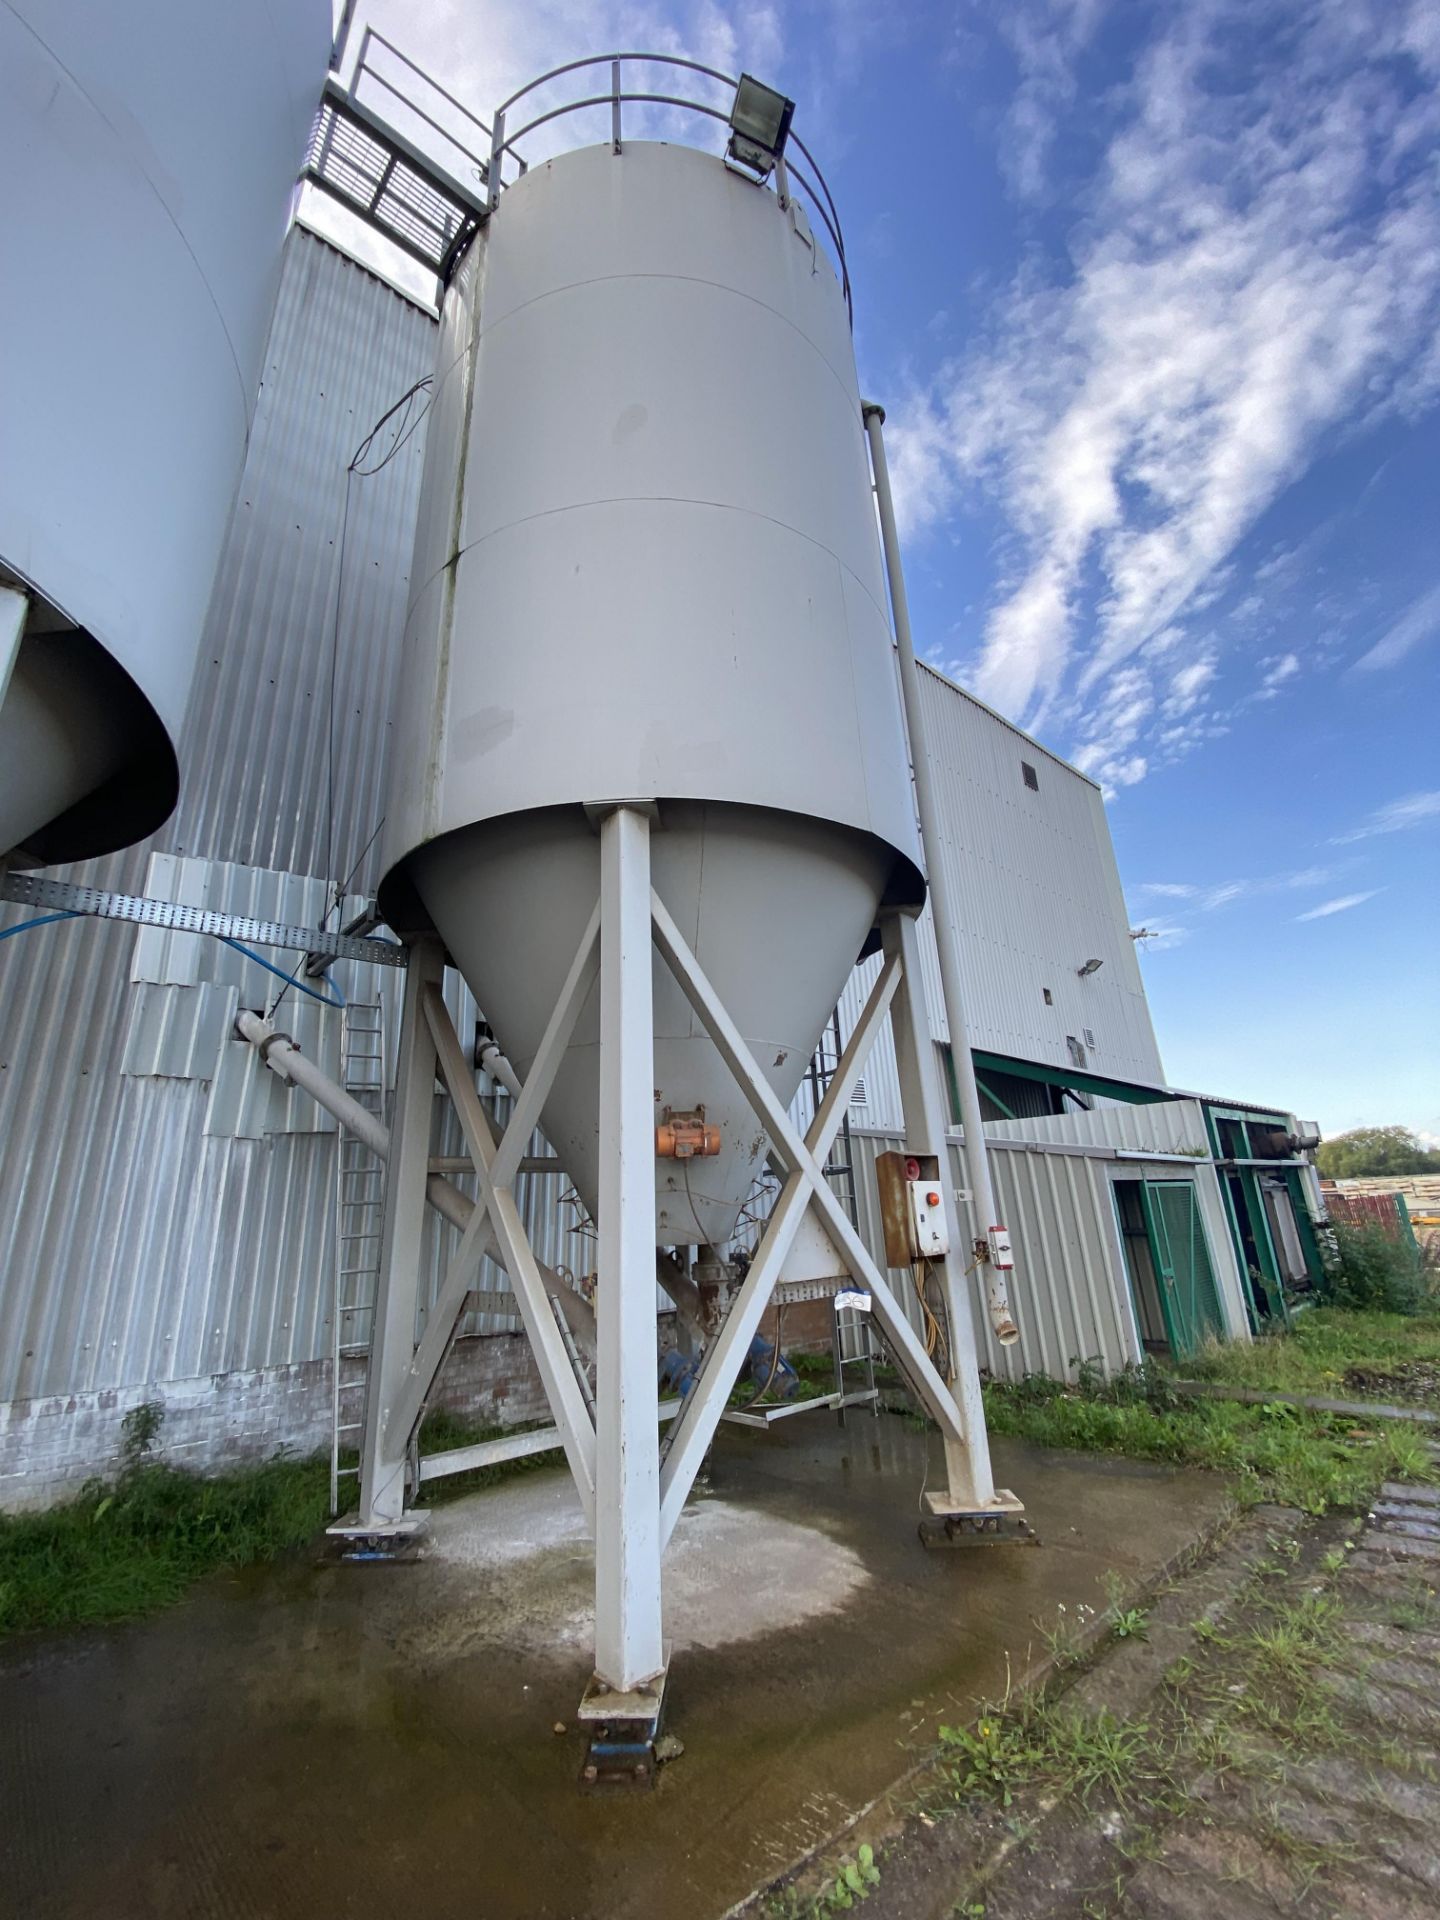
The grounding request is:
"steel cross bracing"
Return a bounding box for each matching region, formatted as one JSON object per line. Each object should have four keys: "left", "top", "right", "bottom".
{"left": 0, "top": 872, "right": 407, "bottom": 968}
{"left": 311, "top": 806, "right": 1021, "bottom": 1719}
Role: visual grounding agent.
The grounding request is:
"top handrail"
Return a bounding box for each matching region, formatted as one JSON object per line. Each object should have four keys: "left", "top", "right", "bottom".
{"left": 495, "top": 51, "right": 735, "bottom": 117}
{"left": 351, "top": 27, "right": 494, "bottom": 171}
{"left": 484, "top": 52, "right": 852, "bottom": 323}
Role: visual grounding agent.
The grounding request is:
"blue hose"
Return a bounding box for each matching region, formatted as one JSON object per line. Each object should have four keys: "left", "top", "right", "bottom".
{"left": 219, "top": 937, "right": 346, "bottom": 1008}
{"left": 0, "top": 910, "right": 81, "bottom": 942}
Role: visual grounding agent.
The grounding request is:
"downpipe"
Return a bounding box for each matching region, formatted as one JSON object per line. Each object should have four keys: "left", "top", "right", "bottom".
{"left": 863, "top": 401, "right": 1020, "bottom": 1351}
{"left": 978, "top": 1245, "right": 1019, "bottom": 1347}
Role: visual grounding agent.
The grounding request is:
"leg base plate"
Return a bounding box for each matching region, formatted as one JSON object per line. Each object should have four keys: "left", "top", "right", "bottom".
{"left": 577, "top": 1665, "right": 670, "bottom": 1793}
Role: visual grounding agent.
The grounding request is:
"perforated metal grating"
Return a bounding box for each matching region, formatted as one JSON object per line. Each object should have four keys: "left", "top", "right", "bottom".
{"left": 306, "top": 97, "right": 477, "bottom": 276}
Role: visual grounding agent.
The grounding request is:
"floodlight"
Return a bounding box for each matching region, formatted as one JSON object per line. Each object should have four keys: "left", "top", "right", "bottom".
{"left": 1077, "top": 957, "right": 1104, "bottom": 977}
{"left": 727, "top": 73, "right": 795, "bottom": 177}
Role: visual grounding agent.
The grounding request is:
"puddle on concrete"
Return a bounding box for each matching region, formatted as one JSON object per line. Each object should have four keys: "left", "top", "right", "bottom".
{"left": 0, "top": 1415, "right": 1229, "bottom": 1920}
{"left": 401, "top": 1483, "right": 872, "bottom": 1664}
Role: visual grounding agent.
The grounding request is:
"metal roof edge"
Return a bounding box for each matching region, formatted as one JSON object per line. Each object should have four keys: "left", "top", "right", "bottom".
{"left": 1167, "top": 1088, "right": 1297, "bottom": 1121}
{"left": 916, "top": 658, "right": 1102, "bottom": 792}
{"left": 290, "top": 207, "right": 442, "bottom": 320}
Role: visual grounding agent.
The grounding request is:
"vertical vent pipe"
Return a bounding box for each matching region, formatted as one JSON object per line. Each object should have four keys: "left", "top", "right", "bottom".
{"left": 863, "top": 402, "right": 1019, "bottom": 1348}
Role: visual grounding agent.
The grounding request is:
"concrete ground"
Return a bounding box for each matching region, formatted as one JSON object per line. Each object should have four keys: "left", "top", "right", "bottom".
{"left": 783, "top": 1470, "right": 1440, "bottom": 1920}
{"left": 0, "top": 1413, "right": 1229, "bottom": 1920}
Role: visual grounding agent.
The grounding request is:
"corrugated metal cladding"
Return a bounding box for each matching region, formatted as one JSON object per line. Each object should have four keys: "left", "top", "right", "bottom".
{"left": 847, "top": 1132, "right": 1143, "bottom": 1383}
{"left": 985, "top": 1100, "right": 1214, "bottom": 1158}
{"left": 0, "top": 230, "right": 440, "bottom": 1404}
{"left": 982, "top": 1099, "right": 1251, "bottom": 1344}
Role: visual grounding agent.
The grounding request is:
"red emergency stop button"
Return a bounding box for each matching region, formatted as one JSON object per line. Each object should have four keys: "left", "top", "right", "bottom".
{"left": 925, "top": 1190, "right": 941, "bottom": 1206}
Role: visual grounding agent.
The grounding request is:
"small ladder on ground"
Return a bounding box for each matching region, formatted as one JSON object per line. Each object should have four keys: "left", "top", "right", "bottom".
{"left": 805, "top": 1007, "right": 880, "bottom": 1420}
{"left": 330, "top": 1000, "right": 388, "bottom": 1515}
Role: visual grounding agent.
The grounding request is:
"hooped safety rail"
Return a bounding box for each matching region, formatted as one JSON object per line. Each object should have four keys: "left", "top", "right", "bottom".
{"left": 485, "top": 52, "right": 852, "bottom": 322}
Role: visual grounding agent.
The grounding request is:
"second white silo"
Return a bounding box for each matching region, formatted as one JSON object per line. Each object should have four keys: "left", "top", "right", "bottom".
{"left": 380, "top": 136, "right": 923, "bottom": 1249}
{"left": 0, "top": 0, "right": 329, "bottom": 865}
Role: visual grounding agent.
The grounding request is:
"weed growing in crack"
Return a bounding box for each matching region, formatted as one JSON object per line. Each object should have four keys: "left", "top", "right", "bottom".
{"left": 1102, "top": 1569, "right": 1149, "bottom": 1640}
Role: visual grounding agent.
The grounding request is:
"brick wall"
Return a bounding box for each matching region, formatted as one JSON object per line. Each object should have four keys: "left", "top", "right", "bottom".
{"left": 0, "top": 1303, "right": 842, "bottom": 1513}
{"left": 0, "top": 1330, "right": 550, "bottom": 1514}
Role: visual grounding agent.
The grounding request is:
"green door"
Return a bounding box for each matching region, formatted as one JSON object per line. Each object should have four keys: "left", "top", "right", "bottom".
{"left": 1139, "top": 1181, "right": 1225, "bottom": 1357}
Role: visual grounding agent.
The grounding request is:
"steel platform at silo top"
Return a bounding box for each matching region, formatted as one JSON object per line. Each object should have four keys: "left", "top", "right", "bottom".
{"left": 0, "top": 1415, "right": 1228, "bottom": 1920}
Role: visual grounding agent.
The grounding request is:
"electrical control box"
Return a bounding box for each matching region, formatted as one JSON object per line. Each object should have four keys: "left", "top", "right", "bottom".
{"left": 875, "top": 1150, "right": 951, "bottom": 1263}
{"left": 908, "top": 1180, "right": 949, "bottom": 1258}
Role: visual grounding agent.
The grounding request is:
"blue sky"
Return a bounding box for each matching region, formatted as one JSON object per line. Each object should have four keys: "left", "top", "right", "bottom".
{"left": 362, "top": 0, "right": 1438, "bottom": 1140}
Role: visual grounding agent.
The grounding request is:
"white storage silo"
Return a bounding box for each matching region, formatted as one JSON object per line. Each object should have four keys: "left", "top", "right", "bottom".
{"left": 379, "top": 139, "right": 924, "bottom": 1250}
{"left": 0, "top": 0, "right": 331, "bottom": 865}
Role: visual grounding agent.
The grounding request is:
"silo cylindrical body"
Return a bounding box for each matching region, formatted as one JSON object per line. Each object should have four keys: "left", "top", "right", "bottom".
{"left": 0, "top": 0, "right": 330, "bottom": 865}
{"left": 380, "top": 141, "right": 924, "bottom": 1248}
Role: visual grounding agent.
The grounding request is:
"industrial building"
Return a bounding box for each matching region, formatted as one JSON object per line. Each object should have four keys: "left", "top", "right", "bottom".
{"left": 0, "top": 4, "right": 1329, "bottom": 1703}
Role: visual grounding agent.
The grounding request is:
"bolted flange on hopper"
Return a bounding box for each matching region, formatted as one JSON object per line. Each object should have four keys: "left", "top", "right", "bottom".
{"left": 379, "top": 139, "right": 924, "bottom": 1250}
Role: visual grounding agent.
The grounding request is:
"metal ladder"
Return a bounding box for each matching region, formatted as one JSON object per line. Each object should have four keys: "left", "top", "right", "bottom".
{"left": 330, "top": 1000, "right": 388, "bottom": 1514}
{"left": 805, "top": 1008, "right": 880, "bottom": 1420}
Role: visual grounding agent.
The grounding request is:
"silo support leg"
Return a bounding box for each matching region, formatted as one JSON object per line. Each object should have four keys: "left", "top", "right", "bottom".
{"left": 590, "top": 806, "right": 667, "bottom": 1705}
{"left": 883, "top": 911, "right": 1005, "bottom": 1517}
{"left": 358, "top": 936, "right": 446, "bottom": 1529}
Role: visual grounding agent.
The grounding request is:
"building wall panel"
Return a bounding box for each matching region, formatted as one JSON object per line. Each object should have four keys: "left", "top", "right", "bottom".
{"left": 914, "top": 665, "right": 1165, "bottom": 1088}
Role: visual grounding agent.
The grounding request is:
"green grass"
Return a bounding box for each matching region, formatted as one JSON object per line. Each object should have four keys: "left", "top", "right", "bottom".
{"left": 932, "top": 1571, "right": 1359, "bottom": 1833}
{"left": 1179, "top": 1307, "right": 1440, "bottom": 1398}
{"left": 981, "top": 1370, "right": 1434, "bottom": 1513}
{"left": 0, "top": 1403, "right": 564, "bottom": 1641}
{"left": 0, "top": 1452, "right": 334, "bottom": 1637}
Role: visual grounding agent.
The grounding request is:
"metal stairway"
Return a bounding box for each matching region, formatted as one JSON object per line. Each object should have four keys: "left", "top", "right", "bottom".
{"left": 330, "top": 1000, "right": 389, "bottom": 1514}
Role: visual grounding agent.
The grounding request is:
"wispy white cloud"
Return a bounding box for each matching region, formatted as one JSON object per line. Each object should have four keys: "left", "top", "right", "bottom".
{"left": 994, "top": 0, "right": 1108, "bottom": 202}
{"left": 1332, "top": 790, "right": 1440, "bottom": 842}
{"left": 1162, "top": 650, "right": 1218, "bottom": 717}
{"left": 1260, "top": 652, "right": 1300, "bottom": 690}
{"left": 1350, "top": 582, "right": 1440, "bottom": 673}
{"left": 1134, "top": 865, "right": 1336, "bottom": 912}
{"left": 1297, "top": 889, "right": 1382, "bottom": 920}
{"left": 888, "top": 0, "right": 1440, "bottom": 778}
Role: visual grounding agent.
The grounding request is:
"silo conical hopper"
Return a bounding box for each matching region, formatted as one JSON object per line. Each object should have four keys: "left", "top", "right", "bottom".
{"left": 379, "top": 140, "right": 924, "bottom": 1249}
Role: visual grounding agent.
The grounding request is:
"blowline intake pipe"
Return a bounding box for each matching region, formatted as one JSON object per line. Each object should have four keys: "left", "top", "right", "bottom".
{"left": 862, "top": 401, "right": 1019, "bottom": 1349}
{"left": 232, "top": 1007, "right": 597, "bottom": 1359}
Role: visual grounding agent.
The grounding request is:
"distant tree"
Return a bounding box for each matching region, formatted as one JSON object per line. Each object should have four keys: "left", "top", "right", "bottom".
{"left": 1317, "top": 1126, "right": 1440, "bottom": 1180}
